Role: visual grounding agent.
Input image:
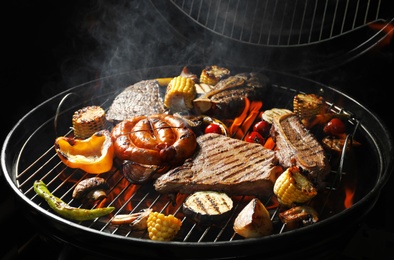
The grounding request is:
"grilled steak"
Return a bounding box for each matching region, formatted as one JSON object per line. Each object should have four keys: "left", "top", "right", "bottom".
{"left": 270, "top": 112, "right": 330, "bottom": 187}
{"left": 154, "top": 133, "right": 281, "bottom": 198}
{"left": 106, "top": 80, "right": 167, "bottom": 122}
{"left": 193, "top": 72, "right": 269, "bottom": 120}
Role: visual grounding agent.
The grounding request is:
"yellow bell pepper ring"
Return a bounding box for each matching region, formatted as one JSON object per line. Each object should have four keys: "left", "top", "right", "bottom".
{"left": 54, "top": 129, "right": 114, "bottom": 174}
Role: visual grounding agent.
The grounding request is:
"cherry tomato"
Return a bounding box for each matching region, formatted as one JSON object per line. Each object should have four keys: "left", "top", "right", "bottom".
{"left": 245, "top": 131, "right": 265, "bottom": 145}
{"left": 253, "top": 120, "right": 271, "bottom": 137}
{"left": 205, "top": 123, "right": 222, "bottom": 134}
{"left": 323, "top": 118, "right": 346, "bottom": 136}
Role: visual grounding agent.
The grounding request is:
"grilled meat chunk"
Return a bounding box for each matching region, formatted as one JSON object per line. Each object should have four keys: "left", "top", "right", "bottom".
{"left": 270, "top": 113, "right": 330, "bottom": 187}
{"left": 193, "top": 72, "right": 269, "bottom": 120}
{"left": 154, "top": 133, "right": 281, "bottom": 198}
{"left": 106, "top": 80, "right": 167, "bottom": 122}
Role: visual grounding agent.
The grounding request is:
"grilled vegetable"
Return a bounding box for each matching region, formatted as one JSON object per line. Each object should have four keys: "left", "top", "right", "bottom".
{"left": 72, "top": 105, "right": 106, "bottom": 139}
{"left": 122, "top": 160, "right": 162, "bottom": 184}
{"left": 322, "top": 135, "right": 361, "bottom": 153}
{"left": 253, "top": 120, "right": 271, "bottom": 138}
{"left": 72, "top": 176, "right": 109, "bottom": 201}
{"left": 202, "top": 116, "right": 229, "bottom": 136}
{"left": 111, "top": 208, "right": 152, "bottom": 230}
{"left": 182, "top": 191, "right": 233, "bottom": 225}
{"left": 279, "top": 205, "right": 319, "bottom": 227}
{"left": 323, "top": 118, "right": 346, "bottom": 137}
{"left": 33, "top": 180, "right": 115, "bottom": 221}
{"left": 147, "top": 211, "right": 182, "bottom": 241}
{"left": 245, "top": 131, "right": 265, "bottom": 145}
{"left": 273, "top": 166, "right": 318, "bottom": 207}
{"left": 293, "top": 93, "right": 324, "bottom": 119}
{"left": 54, "top": 129, "right": 114, "bottom": 174}
{"left": 233, "top": 198, "right": 273, "bottom": 238}
{"left": 164, "top": 75, "right": 196, "bottom": 112}
{"left": 199, "top": 65, "right": 230, "bottom": 85}
{"left": 204, "top": 123, "right": 222, "bottom": 134}
{"left": 261, "top": 108, "right": 292, "bottom": 124}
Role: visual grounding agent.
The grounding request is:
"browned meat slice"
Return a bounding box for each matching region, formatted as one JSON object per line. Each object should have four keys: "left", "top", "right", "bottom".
{"left": 193, "top": 72, "right": 269, "bottom": 120}
{"left": 106, "top": 80, "right": 167, "bottom": 122}
{"left": 154, "top": 133, "right": 281, "bottom": 198}
{"left": 270, "top": 113, "right": 331, "bottom": 187}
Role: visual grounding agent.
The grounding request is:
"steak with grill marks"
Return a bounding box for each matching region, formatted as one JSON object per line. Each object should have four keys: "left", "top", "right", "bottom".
{"left": 270, "top": 112, "right": 331, "bottom": 187}
{"left": 154, "top": 133, "right": 281, "bottom": 198}
{"left": 106, "top": 80, "right": 167, "bottom": 122}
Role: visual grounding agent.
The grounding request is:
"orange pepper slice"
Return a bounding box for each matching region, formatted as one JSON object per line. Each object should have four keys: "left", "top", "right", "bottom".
{"left": 54, "top": 130, "right": 114, "bottom": 174}
{"left": 263, "top": 136, "right": 276, "bottom": 150}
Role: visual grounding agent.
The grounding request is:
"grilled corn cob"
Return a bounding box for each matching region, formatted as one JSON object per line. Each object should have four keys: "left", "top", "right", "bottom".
{"left": 72, "top": 106, "right": 106, "bottom": 139}
{"left": 164, "top": 75, "right": 196, "bottom": 112}
{"left": 199, "top": 65, "right": 230, "bottom": 85}
{"left": 293, "top": 93, "right": 325, "bottom": 120}
{"left": 147, "top": 211, "right": 182, "bottom": 241}
{"left": 273, "top": 166, "right": 317, "bottom": 207}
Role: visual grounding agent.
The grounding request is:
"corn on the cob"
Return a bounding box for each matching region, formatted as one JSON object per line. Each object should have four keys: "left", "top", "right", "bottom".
{"left": 147, "top": 211, "right": 182, "bottom": 241}
{"left": 199, "top": 65, "right": 230, "bottom": 85}
{"left": 293, "top": 93, "right": 325, "bottom": 120}
{"left": 72, "top": 106, "right": 106, "bottom": 139}
{"left": 273, "top": 166, "right": 317, "bottom": 207}
{"left": 164, "top": 75, "right": 196, "bottom": 112}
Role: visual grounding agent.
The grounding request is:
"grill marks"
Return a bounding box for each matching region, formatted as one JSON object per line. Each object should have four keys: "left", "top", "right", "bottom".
{"left": 191, "top": 136, "right": 273, "bottom": 183}
{"left": 154, "top": 113, "right": 330, "bottom": 198}
{"left": 282, "top": 117, "right": 324, "bottom": 167}
{"left": 190, "top": 193, "right": 231, "bottom": 215}
{"left": 270, "top": 113, "right": 330, "bottom": 186}
{"left": 154, "top": 133, "right": 280, "bottom": 197}
{"left": 193, "top": 141, "right": 270, "bottom": 182}
{"left": 106, "top": 80, "right": 166, "bottom": 122}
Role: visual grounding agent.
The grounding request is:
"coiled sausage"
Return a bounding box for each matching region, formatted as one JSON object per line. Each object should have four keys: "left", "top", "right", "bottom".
{"left": 111, "top": 114, "right": 197, "bottom": 167}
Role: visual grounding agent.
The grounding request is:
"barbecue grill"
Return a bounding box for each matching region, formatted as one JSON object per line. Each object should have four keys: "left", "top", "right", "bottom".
{"left": 2, "top": 0, "right": 394, "bottom": 259}
{"left": 2, "top": 65, "right": 393, "bottom": 259}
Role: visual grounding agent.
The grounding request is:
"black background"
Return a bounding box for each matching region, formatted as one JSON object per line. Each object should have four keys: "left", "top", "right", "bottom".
{"left": 1, "top": 1, "right": 393, "bottom": 259}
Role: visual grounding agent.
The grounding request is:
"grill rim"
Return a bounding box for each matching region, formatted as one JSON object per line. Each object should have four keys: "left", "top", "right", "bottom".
{"left": 150, "top": 0, "right": 394, "bottom": 75}
{"left": 2, "top": 65, "right": 393, "bottom": 259}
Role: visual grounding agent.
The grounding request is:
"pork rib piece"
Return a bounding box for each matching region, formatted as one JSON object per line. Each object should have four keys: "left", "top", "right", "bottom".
{"left": 154, "top": 133, "right": 281, "bottom": 198}
{"left": 270, "top": 112, "right": 331, "bottom": 187}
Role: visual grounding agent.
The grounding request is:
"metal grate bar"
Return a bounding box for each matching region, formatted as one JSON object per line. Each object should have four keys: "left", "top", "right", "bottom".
{"left": 170, "top": 0, "right": 385, "bottom": 46}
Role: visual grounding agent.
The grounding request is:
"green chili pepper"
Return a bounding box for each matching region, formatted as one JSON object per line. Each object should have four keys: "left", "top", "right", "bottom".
{"left": 33, "top": 180, "right": 115, "bottom": 221}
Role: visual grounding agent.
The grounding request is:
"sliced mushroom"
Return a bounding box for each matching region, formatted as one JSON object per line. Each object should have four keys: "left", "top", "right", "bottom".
{"left": 72, "top": 176, "right": 109, "bottom": 201}
{"left": 111, "top": 208, "right": 152, "bottom": 230}
{"left": 279, "top": 205, "right": 319, "bottom": 230}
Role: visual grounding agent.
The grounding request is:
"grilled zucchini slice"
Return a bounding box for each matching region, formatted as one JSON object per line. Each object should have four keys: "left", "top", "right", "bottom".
{"left": 182, "top": 191, "right": 233, "bottom": 225}
{"left": 262, "top": 108, "right": 292, "bottom": 124}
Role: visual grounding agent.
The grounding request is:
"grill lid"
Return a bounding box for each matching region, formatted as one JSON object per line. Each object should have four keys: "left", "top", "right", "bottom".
{"left": 151, "top": 0, "right": 394, "bottom": 73}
